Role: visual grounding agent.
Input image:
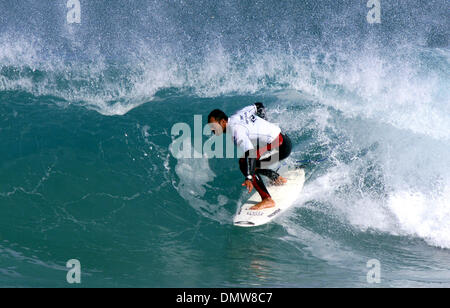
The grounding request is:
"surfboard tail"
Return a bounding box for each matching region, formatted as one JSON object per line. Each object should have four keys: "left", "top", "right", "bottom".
{"left": 233, "top": 169, "right": 305, "bottom": 227}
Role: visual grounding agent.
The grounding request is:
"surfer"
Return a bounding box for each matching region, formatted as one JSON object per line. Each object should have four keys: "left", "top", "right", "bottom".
{"left": 208, "top": 103, "right": 292, "bottom": 210}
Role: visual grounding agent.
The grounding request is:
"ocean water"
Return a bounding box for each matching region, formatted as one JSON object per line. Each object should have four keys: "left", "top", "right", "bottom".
{"left": 0, "top": 0, "right": 449, "bottom": 287}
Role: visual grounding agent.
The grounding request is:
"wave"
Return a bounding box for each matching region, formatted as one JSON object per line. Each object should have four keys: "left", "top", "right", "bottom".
{"left": 1, "top": 0, "right": 449, "bottom": 252}
{"left": 1, "top": 0, "right": 448, "bottom": 116}
{"left": 1, "top": 32, "right": 448, "bottom": 125}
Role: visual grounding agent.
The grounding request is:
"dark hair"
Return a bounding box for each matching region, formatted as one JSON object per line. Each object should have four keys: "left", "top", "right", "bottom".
{"left": 208, "top": 109, "right": 228, "bottom": 123}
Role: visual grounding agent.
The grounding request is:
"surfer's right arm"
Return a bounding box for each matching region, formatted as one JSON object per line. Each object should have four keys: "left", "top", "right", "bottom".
{"left": 241, "top": 150, "right": 257, "bottom": 193}
{"left": 243, "top": 150, "right": 257, "bottom": 179}
{"left": 232, "top": 125, "right": 257, "bottom": 191}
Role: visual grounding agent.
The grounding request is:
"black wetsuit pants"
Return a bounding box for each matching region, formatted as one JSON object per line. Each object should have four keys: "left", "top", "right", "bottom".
{"left": 239, "top": 133, "right": 292, "bottom": 199}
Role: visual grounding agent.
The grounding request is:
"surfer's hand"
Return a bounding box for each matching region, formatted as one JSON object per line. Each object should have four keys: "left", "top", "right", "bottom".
{"left": 242, "top": 180, "right": 253, "bottom": 193}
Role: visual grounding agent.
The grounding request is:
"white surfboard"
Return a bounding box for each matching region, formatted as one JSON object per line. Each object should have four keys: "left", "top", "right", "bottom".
{"left": 233, "top": 166, "right": 305, "bottom": 227}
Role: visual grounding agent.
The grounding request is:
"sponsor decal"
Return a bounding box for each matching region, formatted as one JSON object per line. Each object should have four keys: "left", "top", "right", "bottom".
{"left": 246, "top": 210, "right": 264, "bottom": 216}
{"left": 267, "top": 209, "right": 281, "bottom": 218}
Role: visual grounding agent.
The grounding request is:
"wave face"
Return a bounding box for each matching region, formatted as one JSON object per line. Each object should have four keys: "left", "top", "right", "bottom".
{"left": 1, "top": 0, "right": 449, "bottom": 287}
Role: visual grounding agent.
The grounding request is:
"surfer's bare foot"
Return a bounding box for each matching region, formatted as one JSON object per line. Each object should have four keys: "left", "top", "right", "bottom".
{"left": 272, "top": 176, "right": 287, "bottom": 186}
{"left": 250, "top": 197, "right": 276, "bottom": 210}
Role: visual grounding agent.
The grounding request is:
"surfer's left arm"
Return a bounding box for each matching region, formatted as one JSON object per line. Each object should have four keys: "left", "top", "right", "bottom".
{"left": 254, "top": 102, "right": 267, "bottom": 119}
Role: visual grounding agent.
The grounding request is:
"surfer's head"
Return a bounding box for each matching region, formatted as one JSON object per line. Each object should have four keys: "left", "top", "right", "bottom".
{"left": 208, "top": 109, "right": 228, "bottom": 136}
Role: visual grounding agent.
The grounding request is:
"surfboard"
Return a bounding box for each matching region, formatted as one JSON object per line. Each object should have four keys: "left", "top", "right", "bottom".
{"left": 233, "top": 166, "right": 305, "bottom": 227}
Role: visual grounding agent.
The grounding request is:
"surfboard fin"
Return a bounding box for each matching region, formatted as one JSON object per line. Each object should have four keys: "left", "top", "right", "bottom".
{"left": 234, "top": 221, "right": 256, "bottom": 227}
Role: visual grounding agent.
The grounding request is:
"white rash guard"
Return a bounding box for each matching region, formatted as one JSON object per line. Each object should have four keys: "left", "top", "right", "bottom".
{"left": 227, "top": 105, "right": 281, "bottom": 153}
